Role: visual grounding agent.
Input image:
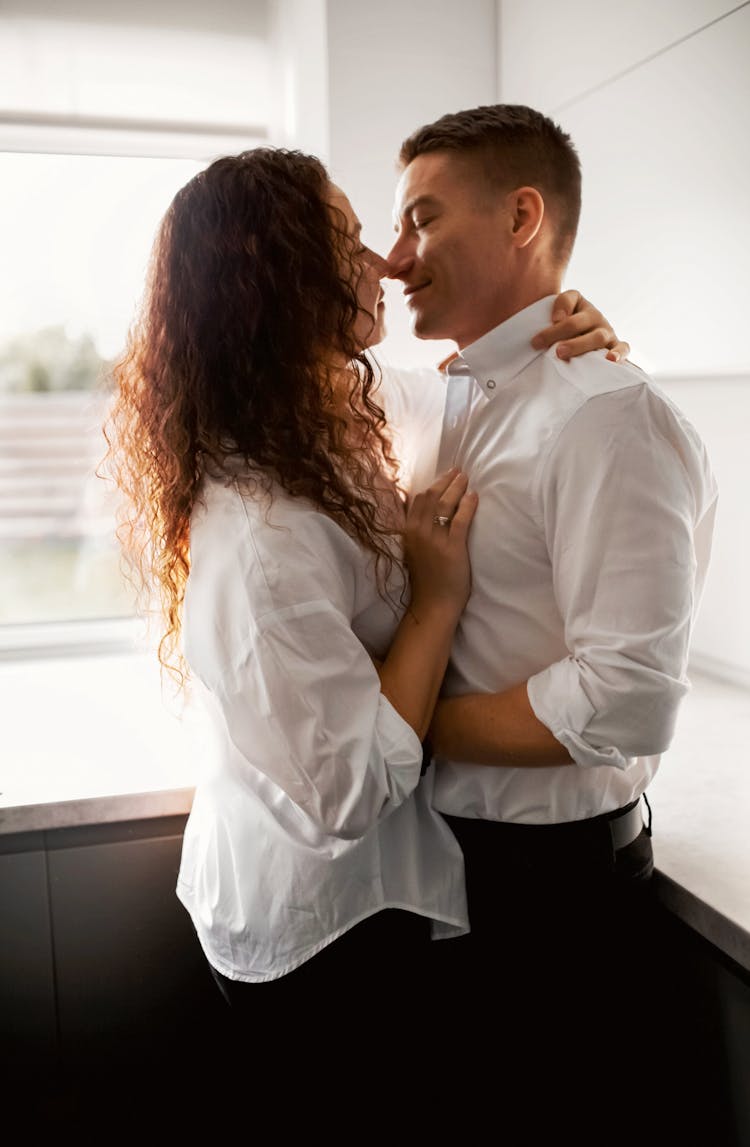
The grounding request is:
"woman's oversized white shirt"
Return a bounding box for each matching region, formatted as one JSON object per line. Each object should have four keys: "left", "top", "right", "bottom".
{"left": 176, "top": 366, "right": 466, "bottom": 982}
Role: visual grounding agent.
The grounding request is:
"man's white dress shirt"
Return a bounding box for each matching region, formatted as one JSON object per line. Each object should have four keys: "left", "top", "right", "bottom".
{"left": 425, "top": 296, "right": 718, "bottom": 825}
{"left": 176, "top": 367, "right": 467, "bottom": 983}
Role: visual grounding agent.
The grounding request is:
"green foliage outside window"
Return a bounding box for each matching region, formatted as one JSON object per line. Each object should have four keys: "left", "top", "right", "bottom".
{"left": 0, "top": 326, "right": 111, "bottom": 394}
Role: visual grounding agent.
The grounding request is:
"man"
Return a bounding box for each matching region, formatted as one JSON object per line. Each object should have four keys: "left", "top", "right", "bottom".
{"left": 387, "top": 104, "right": 717, "bottom": 1127}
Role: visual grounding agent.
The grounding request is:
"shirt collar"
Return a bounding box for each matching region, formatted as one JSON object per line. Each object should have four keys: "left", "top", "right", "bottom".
{"left": 442, "top": 294, "right": 558, "bottom": 398}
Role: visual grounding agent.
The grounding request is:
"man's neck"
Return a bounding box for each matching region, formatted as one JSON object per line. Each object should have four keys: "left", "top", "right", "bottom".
{"left": 456, "top": 276, "right": 561, "bottom": 351}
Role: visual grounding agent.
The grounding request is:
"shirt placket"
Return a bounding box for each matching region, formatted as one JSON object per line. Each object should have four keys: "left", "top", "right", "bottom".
{"left": 436, "top": 365, "right": 476, "bottom": 476}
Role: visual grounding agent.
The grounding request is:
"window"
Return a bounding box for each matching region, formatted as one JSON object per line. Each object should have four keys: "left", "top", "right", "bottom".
{"left": 0, "top": 4, "right": 271, "bottom": 658}
{"left": 1, "top": 6, "right": 272, "bottom": 788}
{"left": 0, "top": 152, "right": 204, "bottom": 634}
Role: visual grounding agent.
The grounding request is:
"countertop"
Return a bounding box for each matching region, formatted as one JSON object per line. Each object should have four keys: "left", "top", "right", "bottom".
{"left": 2, "top": 654, "right": 749, "bottom": 971}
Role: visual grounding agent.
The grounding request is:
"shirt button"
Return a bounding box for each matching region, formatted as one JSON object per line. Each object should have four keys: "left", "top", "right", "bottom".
{"left": 486, "top": 378, "right": 496, "bottom": 389}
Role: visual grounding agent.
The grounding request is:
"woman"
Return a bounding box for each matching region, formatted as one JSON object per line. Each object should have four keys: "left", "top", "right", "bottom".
{"left": 104, "top": 148, "right": 627, "bottom": 1020}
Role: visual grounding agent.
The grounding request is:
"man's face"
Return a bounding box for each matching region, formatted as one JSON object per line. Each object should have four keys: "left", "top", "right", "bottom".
{"left": 387, "top": 151, "right": 514, "bottom": 349}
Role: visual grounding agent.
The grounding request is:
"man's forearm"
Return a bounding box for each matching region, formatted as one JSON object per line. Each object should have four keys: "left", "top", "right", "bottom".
{"left": 430, "top": 681, "right": 573, "bottom": 768}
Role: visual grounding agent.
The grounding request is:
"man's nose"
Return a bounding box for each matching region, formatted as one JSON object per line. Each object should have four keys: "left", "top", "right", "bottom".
{"left": 385, "top": 236, "right": 413, "bottom": 280}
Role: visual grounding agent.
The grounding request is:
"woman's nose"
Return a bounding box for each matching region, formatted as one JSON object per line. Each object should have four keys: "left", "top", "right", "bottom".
{"left": 369, "top": 250, "right": 390, "bottom": 278}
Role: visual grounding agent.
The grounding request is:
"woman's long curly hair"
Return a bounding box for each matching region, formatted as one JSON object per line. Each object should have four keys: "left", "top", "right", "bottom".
{"left": 103, "top": 148, "right": 402, "bottom": 680}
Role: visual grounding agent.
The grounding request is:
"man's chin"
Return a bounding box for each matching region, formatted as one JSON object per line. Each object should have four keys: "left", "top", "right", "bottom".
{"left": 410, "top": 311, "right": 445, "bottom": 341}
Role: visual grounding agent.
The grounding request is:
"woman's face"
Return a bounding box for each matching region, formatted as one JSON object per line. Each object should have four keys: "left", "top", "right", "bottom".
{"left": 328, "top": 184, "right": 388, "bottom": 350}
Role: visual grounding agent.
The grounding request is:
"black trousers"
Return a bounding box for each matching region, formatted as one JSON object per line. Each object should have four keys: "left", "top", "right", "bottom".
{"left": 436, "top": 808, "right": 713, "bottom": 1143}
{"left": 201, "top": 813, "right": 727, "bottom": 1142}
{"left": 441, "top": 802, "right": 655, "bottom": 982}
{"left": 203, "top": 908, "right": 437, "bottom": 1109}
{"left": 210, "top": 906, "right": 430, "bottom": 1009}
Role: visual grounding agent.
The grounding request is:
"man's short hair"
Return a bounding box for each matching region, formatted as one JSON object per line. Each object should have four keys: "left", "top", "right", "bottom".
{"left": 399, "top": 104, "right": 582, "bottom": 265}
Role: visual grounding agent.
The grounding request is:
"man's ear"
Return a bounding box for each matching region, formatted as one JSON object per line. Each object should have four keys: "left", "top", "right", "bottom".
{"left": 508, "top": 186, "right": 545, "bottom": 248}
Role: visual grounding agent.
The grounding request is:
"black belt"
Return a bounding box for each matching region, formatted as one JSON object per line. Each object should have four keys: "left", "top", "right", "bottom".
{"left": 446, "top": 797, "right": 648, "bottom": 853}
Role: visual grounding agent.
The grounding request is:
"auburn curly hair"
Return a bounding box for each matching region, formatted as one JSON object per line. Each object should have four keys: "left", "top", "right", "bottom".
{"left": 102, "top": 148, "right": 402, "bottom": 680}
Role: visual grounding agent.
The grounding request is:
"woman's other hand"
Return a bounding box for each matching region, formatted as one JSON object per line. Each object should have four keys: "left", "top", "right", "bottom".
{"left": 403, "top": 468, "right": 478, "bottom": 617}
{"left": 531, "top": 289, "right": 630, "bottom": 363}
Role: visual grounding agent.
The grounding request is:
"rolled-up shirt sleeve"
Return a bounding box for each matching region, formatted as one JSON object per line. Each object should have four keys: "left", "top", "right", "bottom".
{"left": 527, "top": 382, "right": 718, "bottom": 769}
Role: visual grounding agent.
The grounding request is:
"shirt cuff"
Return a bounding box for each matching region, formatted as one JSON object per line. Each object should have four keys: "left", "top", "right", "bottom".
{"left": 374, "top": 692, "right": 426, "bottom": 796}
{"left": 527, "top": 658, "right": 631, "bottom": 770}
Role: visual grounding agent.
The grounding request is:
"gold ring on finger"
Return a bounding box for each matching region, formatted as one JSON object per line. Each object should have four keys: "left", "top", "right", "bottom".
{"left": 433, "top": 515, "right": 452, "bottom": 527}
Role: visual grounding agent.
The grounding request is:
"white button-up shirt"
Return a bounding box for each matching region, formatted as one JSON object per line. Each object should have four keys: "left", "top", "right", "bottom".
{"left": 176, "top": 367, "right": 467, "bottom": 982}
{"left": 428, "top": 295, "right": 718, "bottom": 824}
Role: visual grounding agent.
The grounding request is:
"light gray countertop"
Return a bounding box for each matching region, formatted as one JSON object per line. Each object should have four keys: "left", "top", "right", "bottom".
{"left": 2, "top": 655, "right": 749, "bottom": 971}
{"left": 647, "top": 673, "right": 750, "bottom": 971}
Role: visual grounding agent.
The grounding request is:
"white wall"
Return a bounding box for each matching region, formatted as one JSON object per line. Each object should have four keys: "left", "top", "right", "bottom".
{"left": 499, "top": 0, "right": 734, "bottom": 115}
{"left": 329, "top": 0, "right": 498, "bottom": 369}
{"left": 498, "top": 0, "right": 750, "bottom": 682}
{"left": 658, "top": 374, "right": 750, "bottom": 687}
{"left": 273, "top": 0, "right": 498, "bottom": 369}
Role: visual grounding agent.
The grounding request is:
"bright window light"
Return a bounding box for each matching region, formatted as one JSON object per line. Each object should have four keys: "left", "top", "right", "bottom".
{"left": 0, "top": 151, "right": 204, "bottom": 627}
